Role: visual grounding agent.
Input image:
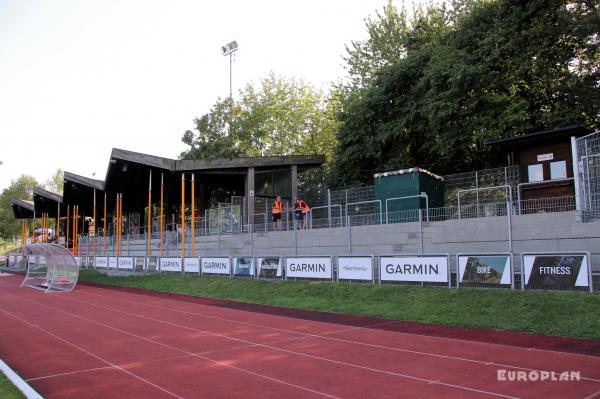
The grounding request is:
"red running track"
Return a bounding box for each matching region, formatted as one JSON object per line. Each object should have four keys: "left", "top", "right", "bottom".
{"left": 0, "top": 274, "right": 599, "bottom": 399}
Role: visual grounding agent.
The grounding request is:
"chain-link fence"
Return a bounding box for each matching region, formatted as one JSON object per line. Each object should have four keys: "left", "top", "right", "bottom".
{"left": 577, "top": 131, "right": 600, "bottom": 222}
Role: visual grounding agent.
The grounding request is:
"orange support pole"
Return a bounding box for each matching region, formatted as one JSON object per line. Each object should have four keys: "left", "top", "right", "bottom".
{"left": 103, "top": 193, "right": 107, "bottom": 255}
{"left": 57, "top": 203, "right": 60, "bottom": 246}
{"left": 191, "top": 173, "right": 195, "bottom": 257}
{"left": 66, "top": 206, "right": 70, "bottom": 250}
{"left": 75, "top": 206, "right": 79, "bottom": 255}
{"left": 114, "top": 194, "right": 118, "bottom": 255}
{"left": 160, "top": 173, "right": 164, "bottom": 257}
{"left": 93, "top": 188, "right": 96, "bottom": 252}
{"left": 181, "top": 173, "right": 185, "bottom": 258}
{"left": 147, "top": 171, "right": 152, "bottom": 256}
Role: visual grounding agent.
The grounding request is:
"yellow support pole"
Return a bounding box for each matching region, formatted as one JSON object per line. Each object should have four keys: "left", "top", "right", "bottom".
{"left": 147, "top": 170, "right": 152, "bottom": 256}
{"left": 119, "top": 193, "right": 123, "bottom": 256}
{"left": 103, "top": 193, "right": 107, "bottom": 255}
{"left": 160, "top": 173, "right": 164, "bottom": 257}
{"left": 57, "top": 203, "right": 60, "bottom": 246}
{"left": 181, "top": 173, "right": 185, "bottom": 258}
{"left": 72, "top": 207, "right": 76, "bottom": 255}
{"left": 191, "top": 173, "right": 195, "bottom": 257}
{"left": 115, "top": 194, "right": 119, "bottom": 255}
{"left": 92, "top": 188, "right": 98, "bottom": 242}
{"left": 75, "top": 206, "right": 79, "bottom": 255}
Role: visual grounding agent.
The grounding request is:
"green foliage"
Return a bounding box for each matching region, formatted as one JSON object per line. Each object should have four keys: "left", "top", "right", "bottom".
{"left": 0, "top": 175, "right": 38, "bottom": 239}
{"left": 332, "top": 0, "right": 600, "bottom": 187}
{"left": 80, "top": 270, "right": 600, "bottom": 339}
{"left": 180, "top": 73, "right": 339, "bottom": 161}
{"left": 45, "top": 168, "right": 64, "bottom": 194}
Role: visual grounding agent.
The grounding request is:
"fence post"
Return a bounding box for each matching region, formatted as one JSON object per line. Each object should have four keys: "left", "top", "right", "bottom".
{"left": 506, "top": 200, "right": 513, "bottom": 253}
{"left": 347, "top": 215, "right": 352, "bottom": 255}
{"left": 250, "top": 226, "right": 254, "bottom": 257}
{"left": 218, "top": 228, "right": 221, "bottom": 256}
{"left": 294, "top": 220, "right": 298, "bottom": 255}
{"left": 327, "top": 189, "right": 332, "bottom": 228}
{"left": 419, "top": 210, "right": 423, "bottom": 254}
{"left": 475, "top": 170, "right": 479, "bottom": 217}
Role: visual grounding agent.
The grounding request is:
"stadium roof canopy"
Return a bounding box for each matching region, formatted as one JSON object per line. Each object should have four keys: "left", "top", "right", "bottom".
{"left": 484, "top": 125, "right": 591, "bottom": 148}
{"left": 10, "top": 199, "right": 34, "bottom": 219}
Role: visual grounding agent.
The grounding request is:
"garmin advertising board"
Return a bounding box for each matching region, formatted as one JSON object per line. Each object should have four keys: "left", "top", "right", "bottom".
{"left": 458, "top": 255, "right": 511, "bottom": 286}
{"left": 256, "top": 257, "right": 282, "bottom": 278}
{"left": 183, "top": 257, "right": 200, "bottom": 273}
{"left": 286, "top": 257, "right": 332, "bottom": 279}
{"left": 337, "top": 257, "right": 373, "bottom": 281}
{"left": 159, "top": 257, "right": 182, "bottom": 273}
{"left": 108, "top": 257, "right": 118, "bottom": 269}
{"left": 118, "top": 257, "right": 134, "bottom": 270}
{"left": 380, "top": 255, "right": 448, "bottom": 283}
{"left": 233, "top": 257, "right": 254, "bottom": 277}
{"left": 95, "top": 257, "right": 108, "bottom": 268}
{"left": 523, "top": 254, "right": 590, "bottom": 289}
{"left": 201, "top": 257, "right": 231, "bottom": 275}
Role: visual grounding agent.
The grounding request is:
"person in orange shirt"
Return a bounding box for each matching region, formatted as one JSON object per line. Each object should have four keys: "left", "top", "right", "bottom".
{"left": 296, "top": 197, "right": 311, "bottom": 229}
{"left": 271, "top": 196, "right": 283, "bottom": 230}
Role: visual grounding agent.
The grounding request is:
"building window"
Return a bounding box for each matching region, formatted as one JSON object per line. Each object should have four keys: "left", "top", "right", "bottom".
{"left": 550, "top": 160, "right": 567, "bottom": 180}
{"left": 528, "top": 164, "right": 544, "bottom": 182}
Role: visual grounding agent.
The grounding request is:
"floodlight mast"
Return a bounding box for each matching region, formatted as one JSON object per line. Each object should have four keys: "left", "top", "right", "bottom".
{"left": 221, "top": 40, "right": 239, "bottom": 98}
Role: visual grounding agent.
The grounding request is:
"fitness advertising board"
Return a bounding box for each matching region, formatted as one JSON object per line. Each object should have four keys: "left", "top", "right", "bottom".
{"left": 523, "top": 254, "right": 589, "bottom": 289}
{"left": 286, "top": 257, "right": 332, "bottom": 279}
{"left": 380, "top": 256, "right": 448, "bottom": 283}
{"left": 201, "top": 257, "right": 231, "bottom": 275}
{"left": 458, "top": 255, "right": 511, "bottom": 285}
{"left": 337, "top": 257, "right": 373, "bottom": 281}
{"left": 108, "top": 257, "right": 118, "bottom": 269}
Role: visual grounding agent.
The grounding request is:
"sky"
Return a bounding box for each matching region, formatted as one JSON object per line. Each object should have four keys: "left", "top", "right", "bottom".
{"left": 0, "top": 0, "right": 419, "bottom": 192}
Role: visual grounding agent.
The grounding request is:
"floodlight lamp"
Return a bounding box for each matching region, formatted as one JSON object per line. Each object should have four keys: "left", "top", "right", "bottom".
{"left": 221, "top": 40, "right": 239, "bottom": 56}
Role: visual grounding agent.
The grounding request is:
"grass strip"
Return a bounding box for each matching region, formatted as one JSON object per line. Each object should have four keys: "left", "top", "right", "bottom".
{"left": 0, "top": 371, "right": 26, "bottom": 399}
{"left": 79, "top": 270, "right": 600, "bottom": 340}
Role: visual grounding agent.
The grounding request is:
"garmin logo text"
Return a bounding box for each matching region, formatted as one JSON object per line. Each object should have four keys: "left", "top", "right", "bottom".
{"left": 539, "top": 266, "right": 571, "bottom": 275}
{"left": 162, "top": 261, "right": 179, "bottom": 268}
{"left": 205, "top": 262, "right": 227, "bottom": 269}
{"left": 289, "top": 263, "right": 326, "bottom": 272}
{"left": 386, "top": 264, "right": 439, "bottom": 275}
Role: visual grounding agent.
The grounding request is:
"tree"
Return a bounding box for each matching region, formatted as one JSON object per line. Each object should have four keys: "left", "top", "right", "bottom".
{"left": 0, "top": 175, "right": 38, "bottom": 239}
{"left": 45, "top": 168, "right": 64, "bottom": 194}
{"left": 181, "top": 73, "right": 339, "bottom": 160}
{"left": 332, "top": 0, "right": 600, "bottom": 187}
{"left": 180, "top": 73, "right": 340, "bottom": 191}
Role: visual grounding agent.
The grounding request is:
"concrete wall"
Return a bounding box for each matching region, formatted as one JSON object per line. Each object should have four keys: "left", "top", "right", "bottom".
{"left": 95, "top": 211, "right": 600, "bottom": 271}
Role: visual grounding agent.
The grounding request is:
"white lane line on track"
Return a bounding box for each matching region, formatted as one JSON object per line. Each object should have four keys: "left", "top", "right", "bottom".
{"left": 0, "top": 307, "right": 185, "bottom": 399}
{"left": 584, "top": 389, "right": 600, "bottom": 399}
{"left": 78, "top": 288, "right": 600, "bottom": 383}
{"left": 18, "top": 297, "right": 341, "bottom": 399}
{"left": 80, "top": 284, "right": 600, "bottom": 361}
{"left": 25, "top": 325, "right": 359, "bottom": 383}
{"left": 48, "top": 294, "right": 519, "bottom": 399}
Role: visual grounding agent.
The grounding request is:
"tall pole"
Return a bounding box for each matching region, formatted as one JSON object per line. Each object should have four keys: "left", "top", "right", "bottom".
{"left": 72, "top": 206, "right": 76, "bottom": 255}
{"left": 160, "top": 173, "right": 164, "bottom": 257}
{"left": 229, "top": 53, "right": 233, "bottom": 98}
{"left": 103, "top": 193, "right": 107, "bottom": 256}
{"left": 181, "top": 173, "right": 185, "bottom": 258}
{"left": 147, "top": 170, "right": 152, "bottom": 256}
{"left": 191, "top": 173, "right": 195, "bottom": 257}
